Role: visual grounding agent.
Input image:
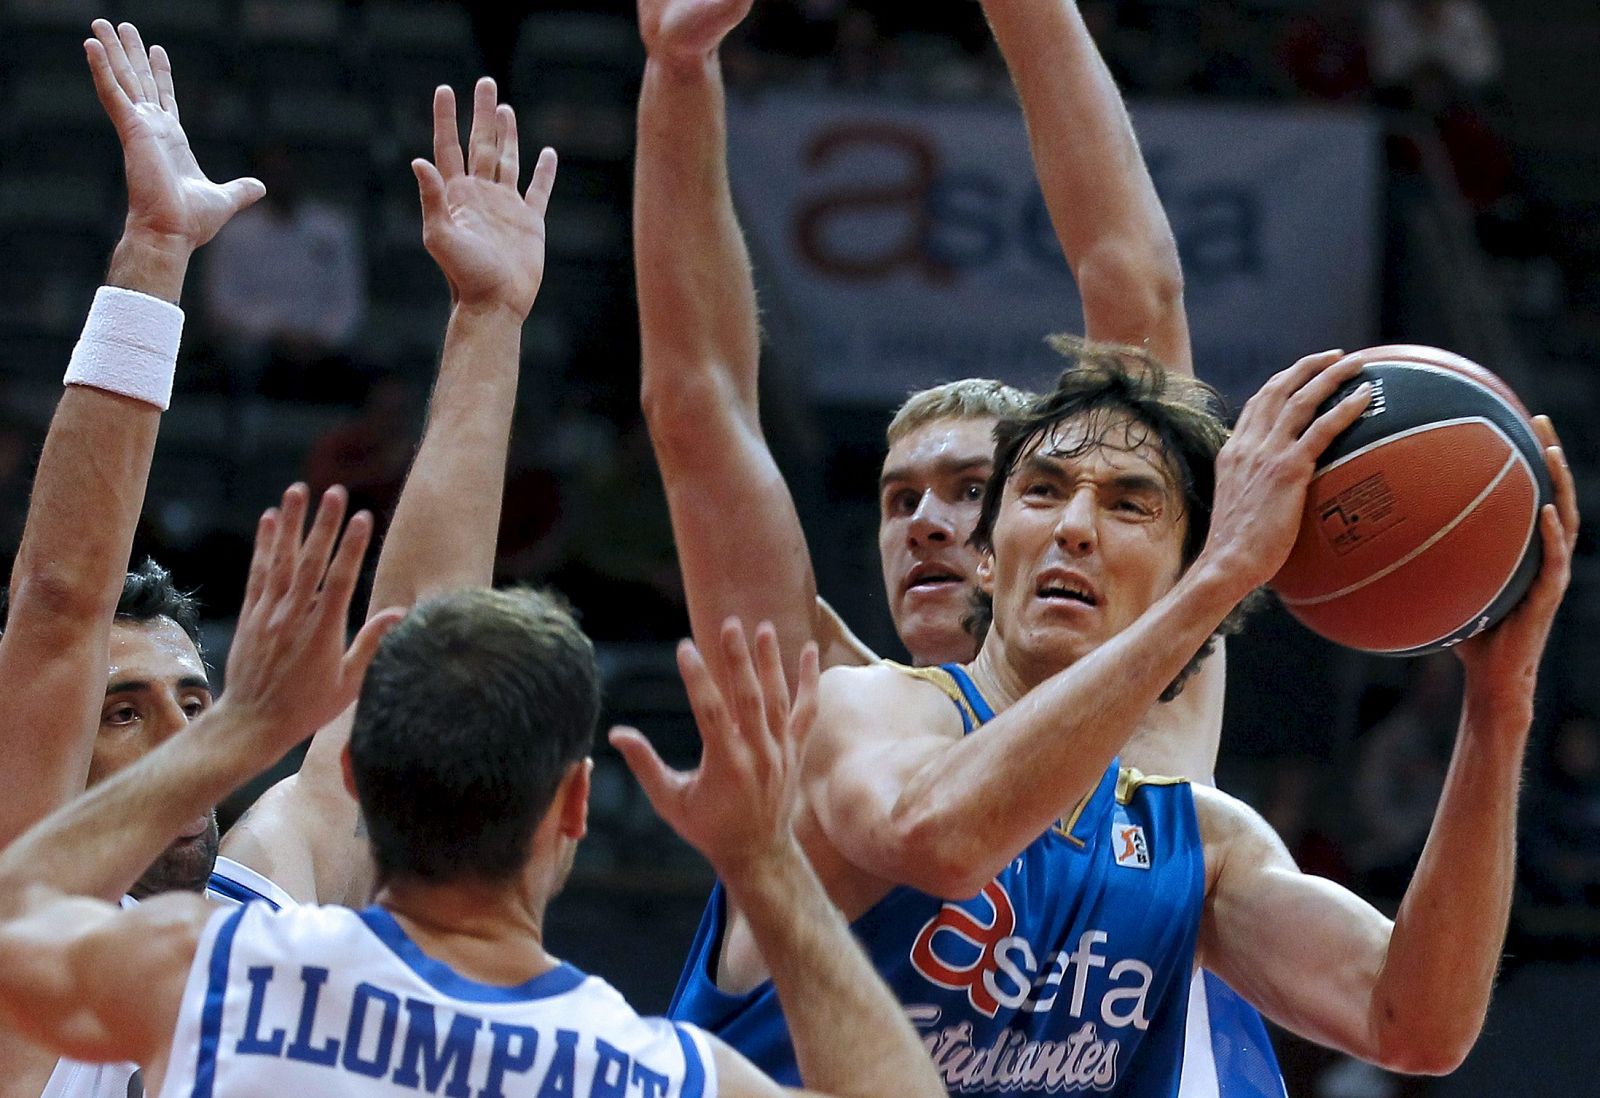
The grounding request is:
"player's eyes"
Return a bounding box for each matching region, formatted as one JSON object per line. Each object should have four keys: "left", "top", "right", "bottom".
{"left": 962, "top": 481, "right": 985, "bottom": 501}
{"left": 105, "top": 706, "right": 138, "bottom": 725}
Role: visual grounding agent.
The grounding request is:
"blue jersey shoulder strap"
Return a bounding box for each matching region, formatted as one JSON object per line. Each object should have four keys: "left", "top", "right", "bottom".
{"left": 877, "top": 660, "right": 994, "bottom": 732}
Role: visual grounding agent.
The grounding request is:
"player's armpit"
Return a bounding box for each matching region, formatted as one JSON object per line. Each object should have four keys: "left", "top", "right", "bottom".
{"left": 801, "top": 665, "right": 978, "bottom": 897}
{"left": 1194, "top": 787, "right": 1398, "bottom": 1067}
{"left": 217, "top": 776, "right": 325, "bottom": 904}
{"left": 0, "top": 890, "right": 207, "bottom": 1068}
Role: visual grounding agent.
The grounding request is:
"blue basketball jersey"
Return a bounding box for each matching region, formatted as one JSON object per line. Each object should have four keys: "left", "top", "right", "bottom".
{"left": 1177, "top": 973, "right": 1287, "bottom": 1098}
{"left": 670, "top": 663, "right": 1206, "bottom": 1096}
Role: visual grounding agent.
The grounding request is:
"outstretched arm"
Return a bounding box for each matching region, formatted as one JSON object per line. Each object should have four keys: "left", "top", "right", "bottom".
{"left": 0, "top": 486, "right": 394, "bottom": 1073}
{"left": 1199, "top": 418, "right": 1577, "bottom": 1073}
{"left": 221, "top": 78, "right": 558, "bottom": 905}
{"left": 0, "top": 20, "right": 264, "bottom": 851}
{"left": 980, "top": 0, "right": 1190, "bottom": 372}
{"left": 613, "top": 621, "right": 944, "bottom": 1098}
{"left": 635, "top": 0, "right": 822, "bottom": 683}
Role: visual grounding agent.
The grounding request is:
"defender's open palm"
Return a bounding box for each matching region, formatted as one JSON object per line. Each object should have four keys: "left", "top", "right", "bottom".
{"left": 639, "top": 0, "right": 755, "bottom": 61}
{"left": 413, "top": 78, "right": 557, "bottom": 318}
{"left": 611, "top": 620, "right": 820, "bottom": 876}
{"left": 222, "top": 484, "right": 402, "bottom": 762}
{"left": 85, "top": 20, "right": 264, "bottom": 250}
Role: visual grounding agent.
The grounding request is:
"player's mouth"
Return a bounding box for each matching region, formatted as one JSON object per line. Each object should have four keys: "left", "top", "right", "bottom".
{"left": 903, "top": 561, "right": 965, "bottom": 597}
{"left": 1035, "top": 569, "right": 1100, "bottom": 608}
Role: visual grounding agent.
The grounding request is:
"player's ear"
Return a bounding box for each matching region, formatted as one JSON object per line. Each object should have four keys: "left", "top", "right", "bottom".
{"left": 557, "top": 758, "right": 591, "bottom": 841}
{"left": 976, "top": 549, "right": 995, "bottom": 595}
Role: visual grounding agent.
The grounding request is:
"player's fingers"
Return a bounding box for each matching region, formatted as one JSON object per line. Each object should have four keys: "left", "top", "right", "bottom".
{"left": 84, "top": 36, "right": 134, "bottom": 125}
{"left": 722, "top": 618, "right": 776, "bottom": 774}
{"left": 92, "top": 20, "right": 144, "bottom": 105}
{"left": 292, "top": 486, "right": 349, "bottom": 603}
{"left": 148, "top": 44, "right": 178, "bottom": 117}
{"left": 1544, "top": 441, "right": 1580, "bottom": 551}
{"left": 496, "top": 103, "right": 519, "bottom": 187}
{"left": 467, "top": 76, "right": 498, "bottom": 178}
{"left": 1296, "top": 380, "right": 1372, "bottom": 459}
{"left": 677, "top": 638, "right": 740, "bottom": 769}
{"left": 117, "top": 23, "right": 160, "bottom": 103}
{"left": 432, "top": 85, "right": 464, "bottom": 180}
{"left": 240, "top": 508, "right": 278, "bottom": 617}
{"left": 524, "top": 147, "right": 558, "bottom": 216}
{"left": 752, "top": 622, "right": 790, "bottom": 745}
{"left": 315, "top": 510, "right": 374, "bottom": 630}
{"left": 265, "top": 483, "right": 310, "bottom": 602}
{"left": 1238, "top": 349, "right": 1345, "bottom": 437}
{"left": 1277, "top": 355, "right": 1366, "bottom": 441}
{"left": 786, "top": 642, "right": 821, "bottom": 756}
{"left": 339, "top": 606, "right": 406, "bottom": 699}
{"left": 609, "top": 726, "right": 688, "bottom": 825}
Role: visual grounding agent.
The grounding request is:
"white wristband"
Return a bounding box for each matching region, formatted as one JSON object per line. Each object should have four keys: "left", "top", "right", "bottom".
{"left": 63, "top": 286, "right": 184, "bottom": 410}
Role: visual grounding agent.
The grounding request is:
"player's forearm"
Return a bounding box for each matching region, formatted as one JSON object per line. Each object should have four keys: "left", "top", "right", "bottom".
{"left": 892, "top": 561, "right": 1243, "bottom": 892}
{"left": 366, "top": 301, "right": 521, "bottom": 614}
{"left": 723, "top": 842, "right": 945, "bottom": 1098}
{"left": 0, "top": 701, "right": 267, "bottom": 912}
{"left": 635, "top": 53, "right": 762, "bottom": 435}
{"left": 978, "top": 0, "right": 1189, "bottom": 371}
{"left": 1366, "top": 684, "right": 1530, "bottom": 1073}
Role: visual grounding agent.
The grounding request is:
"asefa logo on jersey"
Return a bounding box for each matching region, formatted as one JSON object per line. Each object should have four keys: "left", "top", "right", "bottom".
{"left": 1111, "top": 806, "right": 1150, "bottom": 869}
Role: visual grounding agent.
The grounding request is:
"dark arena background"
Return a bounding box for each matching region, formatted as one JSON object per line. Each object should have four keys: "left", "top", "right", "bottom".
{"left": 2, "top": 0, "right": 1597, "bottom": 1092}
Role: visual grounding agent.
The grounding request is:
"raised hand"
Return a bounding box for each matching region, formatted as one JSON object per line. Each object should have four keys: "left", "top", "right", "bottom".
{"left": 1205, "top": 350, "right": 1372, "bottom": 594}
{"left": 611, "top": 619, "right": 820, "bottom": 876}
{"left": 85, "top": 20, "right": 264, "bottom": 255}
{"left": 639, "top": 0, "right": 755, "bottom": 63}
{"left": 1452, "top": 415, "right": 1580, "bottom": 690}
{"left": 219, "top": 484, "right": 403, "bottom": 763}
{"left": 412, "top": 78, "right": 557, "bottom": 319}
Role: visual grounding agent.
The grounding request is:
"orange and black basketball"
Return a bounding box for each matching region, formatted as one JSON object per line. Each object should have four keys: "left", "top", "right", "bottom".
{"left": 1272, "top": 345, "right": 1552, "bottom": 656}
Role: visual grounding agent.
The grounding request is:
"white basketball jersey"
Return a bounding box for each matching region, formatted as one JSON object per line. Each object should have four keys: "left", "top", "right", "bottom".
{"left": 41, "top": 857, "right": 296, "bottom": 1098}
{"left": 155, "top": 901, "right": 718, "bottom": 1098}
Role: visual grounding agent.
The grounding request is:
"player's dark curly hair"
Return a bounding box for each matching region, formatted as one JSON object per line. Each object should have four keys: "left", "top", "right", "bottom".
{"left": 964, "top": 336, "right": 1262, "bottom": 701}
{"left": 350, "top": 586, "right": 600, "bottom": 886}
{"left": 0, "top": 557, "right": 203, "bottom": 651}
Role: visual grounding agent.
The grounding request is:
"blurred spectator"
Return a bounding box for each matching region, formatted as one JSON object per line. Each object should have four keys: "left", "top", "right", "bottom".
{"left": 304, "top": 375, "right": 419, "bottom": 525}
{"left": 1525, "top": 714, "right": 1600, "bottom": 907}
{"left": 1279, "top": 0, "right": 1372, "bottom": 103}
{"left": 1349, "top": 654, "right": 1459, "bottom": 900}
{"left": 1368, "top": 0, "right": 1501, "bottom": 99}
{"left": 201, "top": 143, "right": 369, "bottom": 405}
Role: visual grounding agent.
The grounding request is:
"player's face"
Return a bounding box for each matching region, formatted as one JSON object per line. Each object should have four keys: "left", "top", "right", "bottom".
{"left": 979, "top": 412, "right": 1187, "bottom": 681}
{"left": 90, "top": 616, "right": 218, "bottom": 898}
{"left": 878, "top": 416, "right": 996, "bottom": 666}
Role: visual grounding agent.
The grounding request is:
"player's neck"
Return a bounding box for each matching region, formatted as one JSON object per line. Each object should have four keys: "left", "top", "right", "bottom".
{"left": 376, "top": 877, "right": 559, "bottom": 985}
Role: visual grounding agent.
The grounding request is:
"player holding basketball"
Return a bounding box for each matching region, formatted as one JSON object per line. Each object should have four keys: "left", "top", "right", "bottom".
{"left": 0, "top": 486, "right": 950, "bottom": 1098}
{"left": 0, "top": 19, "right": 560, "bottom": 1098}
{"left": 634, "top": 0, "right": 1276, "bottom": 1090}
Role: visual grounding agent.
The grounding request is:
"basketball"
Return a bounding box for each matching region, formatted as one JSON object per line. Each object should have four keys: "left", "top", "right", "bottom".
{"left": 1272, "top": 345, "right": 1553, "bottom": 656}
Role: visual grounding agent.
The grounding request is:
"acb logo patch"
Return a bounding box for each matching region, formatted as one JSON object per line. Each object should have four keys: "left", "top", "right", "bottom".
{"left": 1111, "top": 806, "right": 1150, "bottom": 870}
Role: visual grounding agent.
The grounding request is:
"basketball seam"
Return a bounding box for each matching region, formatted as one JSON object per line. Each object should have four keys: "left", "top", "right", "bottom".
{"left": 1281, "top": 443, "right": 1523, "bottom": 608}
{"left": 1383, "top": 447, "right": 1542, "bottom": 655}
{"left": 1315, "top": 414, "right": 1501, "bottom": 476}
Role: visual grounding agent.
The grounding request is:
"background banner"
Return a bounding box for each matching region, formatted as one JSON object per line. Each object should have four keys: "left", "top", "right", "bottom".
{"left": 727, "top": 92, "right": 1381, "bottom": 405}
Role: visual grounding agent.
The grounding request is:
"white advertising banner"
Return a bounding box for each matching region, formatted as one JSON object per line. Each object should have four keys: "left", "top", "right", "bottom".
{"left": 726, "top": 92, "right": 1380, "bottom": 405}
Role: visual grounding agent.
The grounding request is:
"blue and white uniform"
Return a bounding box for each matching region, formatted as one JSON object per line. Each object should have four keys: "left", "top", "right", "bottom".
{"left": 40, "top": 857, "right": 296, "bottom": 1098}
{"left": 1177, "top": 972, "right": 1286, "bottom": 1098}
{"left": 155, "top": 901, "right": 716, "bottom": 1098}
{"left": 671, "top": 663, "right": 1206, "bottom": 1096}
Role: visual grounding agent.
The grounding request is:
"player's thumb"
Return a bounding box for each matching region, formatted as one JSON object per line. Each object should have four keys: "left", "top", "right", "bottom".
{"left": 412, "top": 159, "right": 447, "bottom": 223}
{"left": 609, "top": 726, "right": 682, "bottom": 820}
{"left": 339, "top": 606, "right": 406, "bottom": 694}
{"left": 224, "top": 176, "right": 268, "bottom": 214}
